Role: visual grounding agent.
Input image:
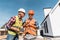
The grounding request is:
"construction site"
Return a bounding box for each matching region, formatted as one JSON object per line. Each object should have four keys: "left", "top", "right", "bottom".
{"left": 0, "top": 0, "right": 60, "bottom": 40}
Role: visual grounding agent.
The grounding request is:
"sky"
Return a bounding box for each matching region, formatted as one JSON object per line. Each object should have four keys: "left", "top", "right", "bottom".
{"left": 0, "top": 0, "right": 58, "bottom": 28}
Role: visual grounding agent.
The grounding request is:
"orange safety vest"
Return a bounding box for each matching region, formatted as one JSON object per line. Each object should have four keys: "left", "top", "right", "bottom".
{"left": 24, "top": 18, "right": 37, "bottom": 36}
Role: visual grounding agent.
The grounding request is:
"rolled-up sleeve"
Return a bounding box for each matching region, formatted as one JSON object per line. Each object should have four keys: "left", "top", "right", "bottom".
{"left": 6, "top": 16, "right": 16, "bottom": 29}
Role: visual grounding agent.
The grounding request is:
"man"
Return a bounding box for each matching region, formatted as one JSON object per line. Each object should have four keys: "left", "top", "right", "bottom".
{"left": 23, "top": 10, "right": 38, "bottom": 40}
{"left": 6, "top": 8, "right": 25, "bottom": 40}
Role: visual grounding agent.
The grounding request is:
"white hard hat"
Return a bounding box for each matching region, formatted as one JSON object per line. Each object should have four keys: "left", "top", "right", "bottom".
{"left": 18, "top": 8, "right": 25, "bottom": 13}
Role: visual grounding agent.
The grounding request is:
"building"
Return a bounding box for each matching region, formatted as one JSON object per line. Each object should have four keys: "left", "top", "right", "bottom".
{"left": 41, "top": 0, "right": 60, "bottom": 38}
{"left": 0, "top": 29, "right": 7, "bottom": 35}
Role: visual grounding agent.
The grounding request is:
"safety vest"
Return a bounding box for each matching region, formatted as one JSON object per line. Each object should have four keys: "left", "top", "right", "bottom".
{"left": 24, "top": 18, "right": 37, "bottom": 36}
{"left": 8, "top": 16, "right": 22, "bottom": 35}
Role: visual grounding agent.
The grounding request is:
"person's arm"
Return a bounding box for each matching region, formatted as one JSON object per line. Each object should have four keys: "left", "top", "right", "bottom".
{"left": 23, "top": 20, "right": 30, "bottom": 27}
{"left": 10, "top": 27, "right": 20, "bottom": 32}
{"left": 6, "top": 16, "right": 15, "bottom": 29}
{"left": 6, "top": 16, "right": 20, "bottom": 32}
{"left": 29, "top": 21, "right": 39, "bottom": 29}
{"left": 23, "top": 21, "right": 26, "bottom": 27}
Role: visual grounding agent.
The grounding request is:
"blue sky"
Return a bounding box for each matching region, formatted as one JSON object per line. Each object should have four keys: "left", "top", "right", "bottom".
{"left": 0, "top": 0, "right": 58, "bottom": 28}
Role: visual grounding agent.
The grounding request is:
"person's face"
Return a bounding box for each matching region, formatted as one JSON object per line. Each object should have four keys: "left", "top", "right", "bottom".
{"left": 18, "top": 12, "right": 25, "bottom": 19}
{"left": 29, "top": 14, "right": 34, "bottom": 19}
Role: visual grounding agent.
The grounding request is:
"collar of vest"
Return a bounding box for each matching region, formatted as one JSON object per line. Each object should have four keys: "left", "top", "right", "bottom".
{"left": 17, "top": 16, "right": 22, "bottom": 21}
{"left": 28, "top": 18, "right": 34, "bottom": 20}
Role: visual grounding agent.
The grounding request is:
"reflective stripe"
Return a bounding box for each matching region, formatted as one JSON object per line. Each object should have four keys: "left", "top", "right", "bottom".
{"left": 28, "top": 27, "right": 36, "bottom": 32}
{"left": 8, "top": 30, "right": 16, "bottom": 35}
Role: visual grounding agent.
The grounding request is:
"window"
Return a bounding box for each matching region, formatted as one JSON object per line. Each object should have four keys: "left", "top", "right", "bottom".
{"left": 44, "top": 21, "right": 49, "bottom": 33}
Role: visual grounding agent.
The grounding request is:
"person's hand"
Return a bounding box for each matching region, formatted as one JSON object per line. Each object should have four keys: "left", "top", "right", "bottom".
{"left": 10, "top": 27, "right": 20, "bottom": 32}
{"left": 23, "top": 22, "right": 29, "bottom": 27}
{"left": 26, "top": 24, "right": 30, "bottom": 27}
{"left": 14, "top": 28, "right": 20, "bottom": 32}
{"left": 22, "top": 34, "right": 25, "bottom": 38}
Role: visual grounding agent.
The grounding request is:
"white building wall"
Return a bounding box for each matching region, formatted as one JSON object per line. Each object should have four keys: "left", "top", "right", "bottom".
{"left": 42, "top": 16, "right": 53, "bottom": 36}
{"left": 46, "top": 16, "right": 53, "bottom": 36}
{"left": 49, "top": 4, "right": 60, "bottom": 36}
{"left": 44, "top": 8, "right": 51, "bottom": 17}
{"left": 41, "top": 0, "right": 60, "bottom": 37}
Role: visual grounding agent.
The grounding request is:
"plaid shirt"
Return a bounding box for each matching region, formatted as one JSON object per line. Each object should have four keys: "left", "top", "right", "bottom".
{"left": 6, "top": 16, "right": 16, "bottom": 29}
